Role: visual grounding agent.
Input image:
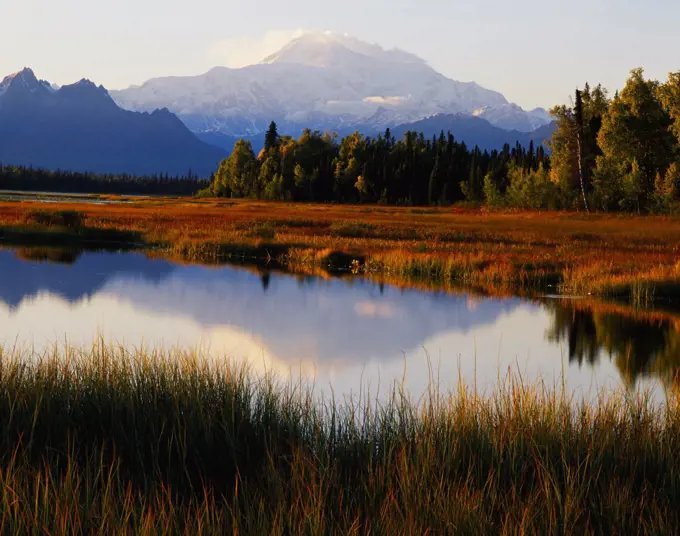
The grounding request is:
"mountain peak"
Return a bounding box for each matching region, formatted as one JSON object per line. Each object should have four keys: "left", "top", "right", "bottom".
{"left": 111, "top": 32, "right": 547, "bottom": 139}
{"left": 261, "top": 31, "right": 426, "bottom": 68}
{"left": 61, "top": 78, "right": 109, "bottom": 95}
{"left": 55, "top": 78, "right": 118, "bottom": 111}
{"left": 0, "top": 68, "right": 54, "bottom": 100}
{"left": 0, "top": 68, "right": 226, "bottom": 177}
{"left": 2, "top": 67, "right": 37, "bottom": 85}
{"left": 2, "top": 68, "right": 37, "bottom": 90}
{"left": 74, "top": 78, "right": 97, "bottom": 87}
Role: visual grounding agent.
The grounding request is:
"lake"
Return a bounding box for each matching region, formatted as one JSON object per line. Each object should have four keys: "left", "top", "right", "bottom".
{"left": 1, "top": 247, "right": 676, "bottom": 404}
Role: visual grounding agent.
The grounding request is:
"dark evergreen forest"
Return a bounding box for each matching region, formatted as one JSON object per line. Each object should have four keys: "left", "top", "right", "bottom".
{"left": 0, "top": 165, "right": 209, "bottom": 195}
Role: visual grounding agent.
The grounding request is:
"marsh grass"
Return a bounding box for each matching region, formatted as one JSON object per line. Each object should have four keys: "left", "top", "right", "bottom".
{"left": 234, "top": 221, "right": 277, "bottom": 240}
{"left": 1, "top": 208, "right": 142, "bottom": 248}
{"left": 2, "top": 199, "right": 680, "bottom": 302}
{"left": 2, "top": 344, "right": 680, "bottom": 534}
{"left": 23, "top": 209, "right": 85, "bottom": 229}
{"left": 329, "top": 221, "right": 377, "bottom": 238}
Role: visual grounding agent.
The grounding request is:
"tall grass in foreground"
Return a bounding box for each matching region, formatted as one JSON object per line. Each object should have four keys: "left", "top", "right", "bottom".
{"left": 2, "top": 345, "right": 680, "bottom": 534}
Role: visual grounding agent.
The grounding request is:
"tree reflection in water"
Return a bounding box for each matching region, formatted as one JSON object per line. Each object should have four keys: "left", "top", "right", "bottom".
{"left": 545, "top": 300, "right": 680, "bottom": 386}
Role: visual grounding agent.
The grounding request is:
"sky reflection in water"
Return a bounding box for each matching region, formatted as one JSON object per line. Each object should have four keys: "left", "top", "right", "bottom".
{"left": 0, "top": 249, "right": 674, "bottom": 404}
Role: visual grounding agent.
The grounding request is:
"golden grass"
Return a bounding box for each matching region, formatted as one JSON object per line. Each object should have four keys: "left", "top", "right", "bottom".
{"left": 2, "top": 344, "right": 680, "bottom": 534}
{"left": 1, "top": 197, "right": 680, "bottom": 300}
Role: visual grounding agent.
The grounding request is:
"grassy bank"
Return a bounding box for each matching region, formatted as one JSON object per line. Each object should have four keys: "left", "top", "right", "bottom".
{"left": 1, "top": 345, "right": 680, "bottom": 534}
{"left": 0, "top": 207, "right": 142, "bottom": 248}
{"left": 1, "top": 199, "right": 680, "bottom": 301}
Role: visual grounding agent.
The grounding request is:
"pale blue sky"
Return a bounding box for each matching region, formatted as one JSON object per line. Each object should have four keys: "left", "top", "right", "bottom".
{"left": 1, "top": 0, "right": 679, "bottom": 109}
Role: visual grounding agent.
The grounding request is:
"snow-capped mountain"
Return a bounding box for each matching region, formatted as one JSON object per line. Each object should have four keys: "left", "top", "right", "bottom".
{"left": 473, "top": 104, "right": 552, "bottom": 132}
{"left": 111, "top": 32, "right": 550, "bottom": 142}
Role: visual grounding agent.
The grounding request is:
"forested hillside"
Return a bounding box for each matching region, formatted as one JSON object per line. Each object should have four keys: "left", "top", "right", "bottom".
{"left": 206, "top": 69, "right": 680, "bottom": 213}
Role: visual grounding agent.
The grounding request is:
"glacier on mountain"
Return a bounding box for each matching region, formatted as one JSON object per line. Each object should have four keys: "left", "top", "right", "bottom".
{"left": 111, "top": 32, "right": 551, "bottom": 139}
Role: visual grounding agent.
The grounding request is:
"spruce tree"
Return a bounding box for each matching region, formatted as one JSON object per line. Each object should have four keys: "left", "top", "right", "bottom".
{"left": 428, "top": 153, "right": 440, "bottom": 205}
{"left": 264, "top": 121, "right": 279, "bottom": 152}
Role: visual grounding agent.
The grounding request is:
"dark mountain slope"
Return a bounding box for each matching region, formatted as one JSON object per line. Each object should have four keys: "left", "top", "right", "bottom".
{"left": 0, "top": 69, "right": 226, "bottom": 177}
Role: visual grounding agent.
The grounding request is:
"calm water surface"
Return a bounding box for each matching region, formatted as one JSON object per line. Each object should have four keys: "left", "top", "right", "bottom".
{"left": 2, "top": 248, "right": 677, "bottom": 404}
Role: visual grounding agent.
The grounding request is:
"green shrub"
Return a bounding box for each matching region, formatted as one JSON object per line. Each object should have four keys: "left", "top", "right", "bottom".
{"left": 506, "top": 165, "right": 560, "bottom": 209}
{"left": 483, "top": 172, "right": 505, "bottom": 208}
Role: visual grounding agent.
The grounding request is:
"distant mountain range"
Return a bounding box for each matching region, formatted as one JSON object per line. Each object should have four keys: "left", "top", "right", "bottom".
{"left": 0, "top": 68, "right": 225, "bottom": 177}
{"left": 1, "top": 33, "right": 558, "bottom": 177}
{"left": 389, "top": 114, "right": 556, "bottom": 152}
{"left": 111, "top": 32, "right": 553, "bottom": 143}
{"left": 191, "top": 115, "right": 555, "bottom": 155}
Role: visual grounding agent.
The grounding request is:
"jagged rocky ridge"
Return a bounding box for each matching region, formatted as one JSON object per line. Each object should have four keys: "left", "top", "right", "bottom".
{"left": 0, "top": 68, "right": 225, "bottom": 177}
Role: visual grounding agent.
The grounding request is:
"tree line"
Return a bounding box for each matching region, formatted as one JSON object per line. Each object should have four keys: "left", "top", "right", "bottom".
{"left": 0, "top": 165, "right": 209, "bottom": 196}
{"left": 206, "top": 68, "right": 680, "bottom": 213}
{"left": 203, "top": 122, "right": 549, "bottom": 207}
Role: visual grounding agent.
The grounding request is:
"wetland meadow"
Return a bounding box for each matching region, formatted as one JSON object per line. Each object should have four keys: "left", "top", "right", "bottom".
{"left": 2, "top": 198, "right": 680, "bottom": 533}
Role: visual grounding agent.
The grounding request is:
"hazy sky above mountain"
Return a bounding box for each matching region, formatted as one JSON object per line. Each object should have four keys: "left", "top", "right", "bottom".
{"left": 1, "top": 0, "right": 678, "bottom": 109}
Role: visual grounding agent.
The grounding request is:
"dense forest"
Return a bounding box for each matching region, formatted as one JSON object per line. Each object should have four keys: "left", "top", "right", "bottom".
{"left": 202, "top": 122, "right": 550, "bottom": 207}
{"left": 206, "top": 68, "right": 680, "bottom": 213}
{"left": 0, "top": 165, "right": 209, "bottom": 196}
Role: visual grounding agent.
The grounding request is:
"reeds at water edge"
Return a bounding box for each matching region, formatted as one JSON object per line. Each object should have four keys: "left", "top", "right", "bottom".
{"left": 1, "top": 342, "right": 680, "bottom": 534}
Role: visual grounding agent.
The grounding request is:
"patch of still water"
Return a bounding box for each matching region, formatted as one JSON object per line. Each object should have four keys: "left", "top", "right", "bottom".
{"left": 1, "top": 248, "right": 676, "bottom": 405}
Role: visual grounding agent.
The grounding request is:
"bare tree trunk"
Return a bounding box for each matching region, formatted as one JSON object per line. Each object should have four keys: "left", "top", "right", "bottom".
{"left": 573, "top": 88, "right": 590, "bottom": 213}
{"left": 576, "top": 131, "right": 590, "bottom": 213}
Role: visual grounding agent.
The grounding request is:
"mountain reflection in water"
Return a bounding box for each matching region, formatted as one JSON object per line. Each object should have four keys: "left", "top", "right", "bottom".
{"left": 0, "top": 247, "right": 677, "bottom": 403}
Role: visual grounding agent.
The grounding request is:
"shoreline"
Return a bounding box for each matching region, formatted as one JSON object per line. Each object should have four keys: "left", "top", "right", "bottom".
{"left": 0, "top": 198, "right": 679, "bottom": 304}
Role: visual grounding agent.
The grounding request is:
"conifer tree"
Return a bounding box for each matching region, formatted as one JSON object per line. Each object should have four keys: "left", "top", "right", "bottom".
{"left": 264, "top": 121, "right": 279, "bottom": 152}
